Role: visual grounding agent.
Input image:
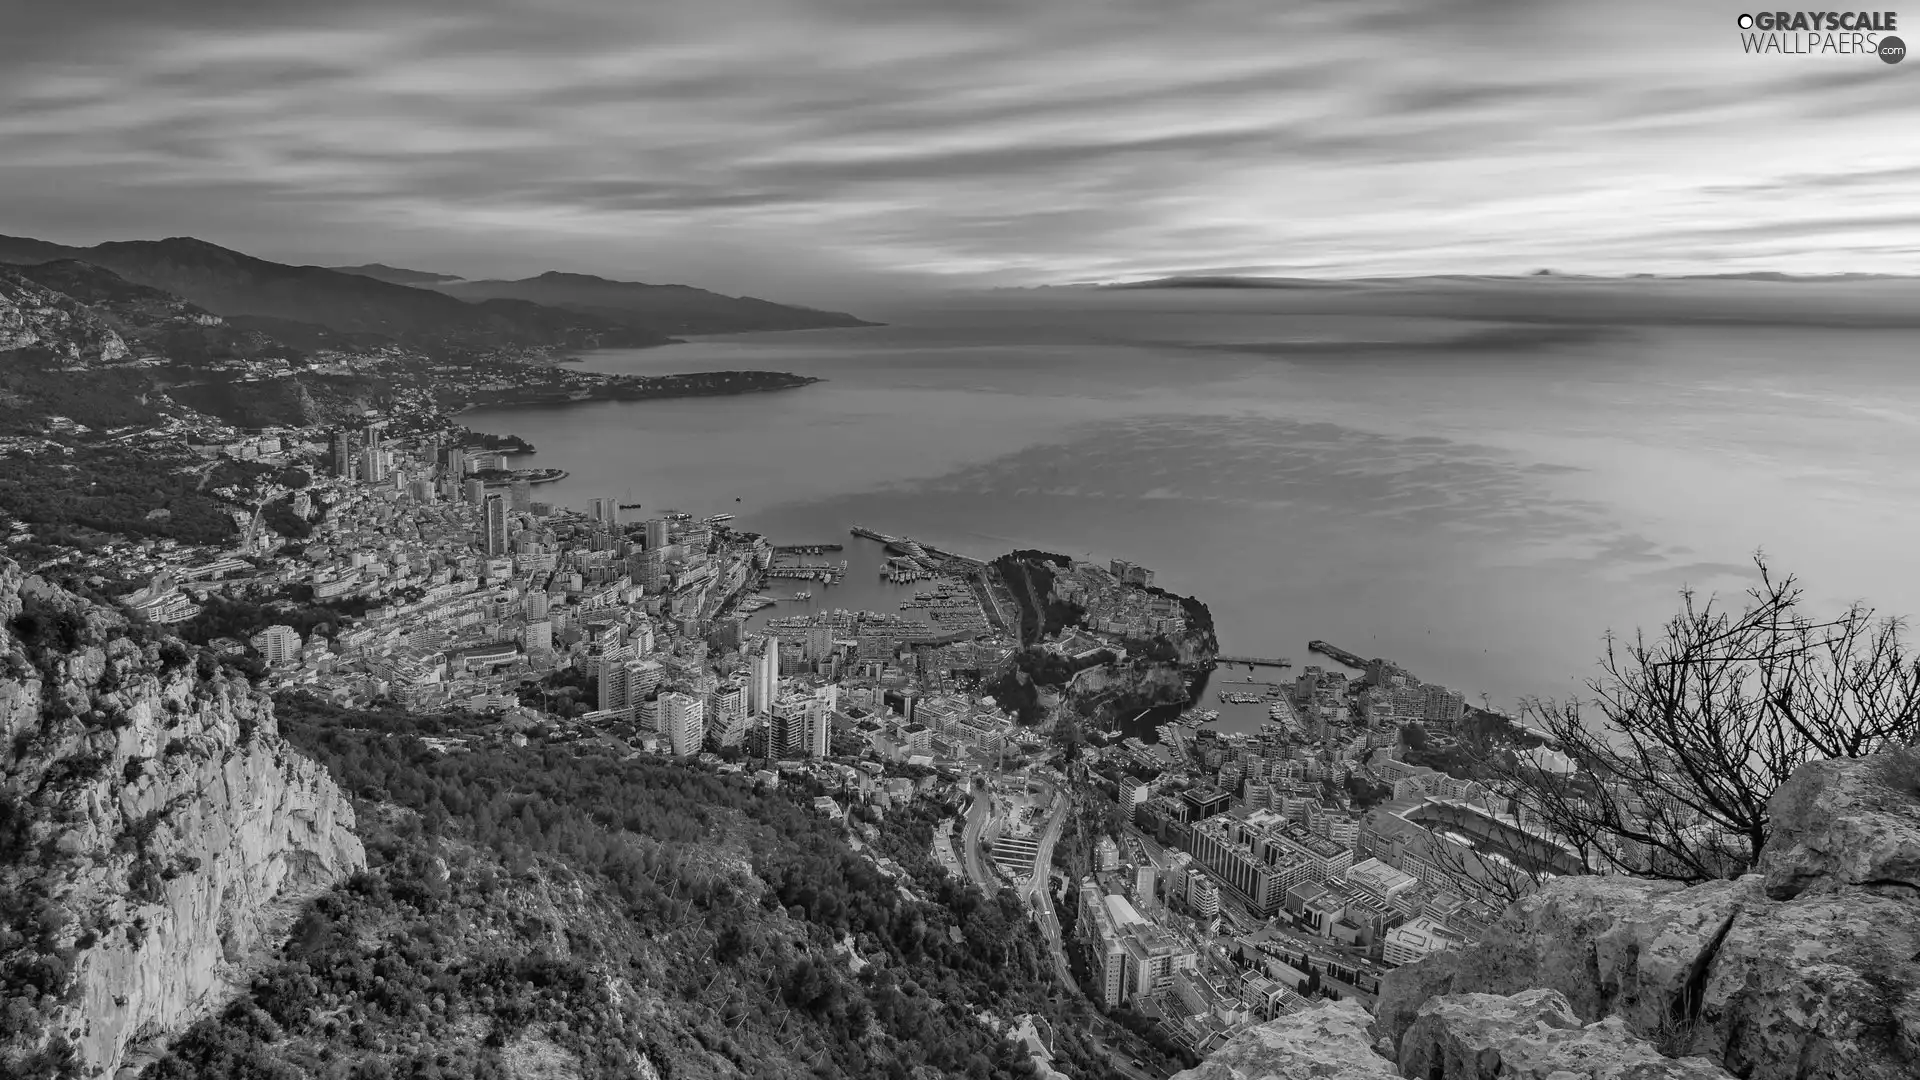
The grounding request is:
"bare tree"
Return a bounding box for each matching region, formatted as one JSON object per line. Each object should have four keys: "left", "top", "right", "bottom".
{"left": 1488, "top": 554, "right": 1920, "bottom": 883}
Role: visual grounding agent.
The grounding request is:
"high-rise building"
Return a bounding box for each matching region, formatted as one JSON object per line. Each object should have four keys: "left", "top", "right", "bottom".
{"left": 770, "top": 695, "right": 808, "bottom": 757}
{"left": 603, "top": 495, "right": 620, "bottom": 527}
{"left": 484, "top": 494, "right": 509, "bottom": 556}
{"left": 804, "top": 697, "right": 830, "bottom": 759}
{"left": 523, "top": 619, "right": 552, "bottom": 654}
{"left": 249, "top": 624, "right": 302, "bottom": 666}
{"left": 509, "top": 479, "right": 532, "bottom": 512}
{"left": 747, "top": 636, "right": 780, "bottom": 714}
{"left": 660, "top": 691, "right": 705, "bottom": 757}
{"left": 463, "top": 478, "right": 485, "bottom": 505}
{"left": 360, "top": 444, "right": 386, "bottom": 484}
{"left": 332, "top": 430, "right": 353, "bottom": 478}
{"left": 596, "top": 643, "right": 637, "bottom": 713}
{"left": 445, "top": 446, "right": 465, "bottom": 479}
{"left": 644, "top": 518, "right": 669, "bottom": 551}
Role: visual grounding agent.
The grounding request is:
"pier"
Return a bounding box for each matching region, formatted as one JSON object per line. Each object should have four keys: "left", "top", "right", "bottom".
{"left": 773, "top": 544, "right": 844, "bottom": 554}
{"left": 1215, "top": 655, "right": 1293, "bottom": 669}
{"left": 1307, "top": 640, "right": 1369, "bottom": 670}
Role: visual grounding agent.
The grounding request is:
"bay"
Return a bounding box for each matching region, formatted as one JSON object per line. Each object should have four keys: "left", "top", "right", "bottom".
{"left": 461, "top": 286, "right": 1920, "bottom": 733}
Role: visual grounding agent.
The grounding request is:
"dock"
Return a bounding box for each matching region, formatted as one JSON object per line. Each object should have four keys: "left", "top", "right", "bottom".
{"left": 774, "top": 544, "right": 843, "bottom": 554}
{"left": 1216, "top": 655, "right": 1292, "bottom": 669}
{"left": 1307, "top": 640, "right": 1369, "bottom": 670}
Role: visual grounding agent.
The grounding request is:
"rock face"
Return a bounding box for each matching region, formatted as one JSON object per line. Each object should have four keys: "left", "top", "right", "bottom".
{"left": 0, "top": 560, "right": 364, "bottom": 1077}
{"left": 1170, "top": 999, "right": 1397, "bottom": 1079}
{"left": 1374, "top": 749, "right": 1920, "bottom": 1080}
{"left": 0, "top": 267, "right": 130, "bottom": 363}
{"left": 1399, "top": 989, "right": 1732, "bottom": 1079}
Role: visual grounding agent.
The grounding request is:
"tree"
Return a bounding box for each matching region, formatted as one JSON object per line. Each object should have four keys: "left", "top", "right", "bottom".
{"left": 1490, "top": 555, "right": 1920, "bottom": 883}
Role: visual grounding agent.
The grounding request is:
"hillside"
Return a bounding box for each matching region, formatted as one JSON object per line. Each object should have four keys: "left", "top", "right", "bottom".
{"left": 437, "top": 271, "right": 875, "bottom": 335}
{"left": 9, "top": 260, "right": 300, "bottom": 367}
{"left": 0, "top": 236, "right": 672, "bottom": 352}
{"left": 129, "top": 697, "right": 1117, "bottom": 1080}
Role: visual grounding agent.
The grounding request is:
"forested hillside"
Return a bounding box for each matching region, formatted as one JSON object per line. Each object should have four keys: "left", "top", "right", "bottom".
{"left": 136, "top": 698, "right": 1118, "bottom": 1080}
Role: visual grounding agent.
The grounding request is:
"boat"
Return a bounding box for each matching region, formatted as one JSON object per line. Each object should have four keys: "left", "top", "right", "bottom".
{"left": 792, "top": 590, "right": 813, "bottom": 601}
{"left": 708, "top": 513, "right": 735, "bottom": 522}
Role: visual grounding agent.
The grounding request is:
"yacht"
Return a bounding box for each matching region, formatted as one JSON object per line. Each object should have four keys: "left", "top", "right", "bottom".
{"left": 792, "top": 590, "right": 813, "bottom": 601}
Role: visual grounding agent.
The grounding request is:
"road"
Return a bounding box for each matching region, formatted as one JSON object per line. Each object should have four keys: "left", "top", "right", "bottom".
{"left": 1024, "top": 781, "right": 1076, "bottom": 988}
{"left": 961, "top": 782, "right": 996, "bottom": 890}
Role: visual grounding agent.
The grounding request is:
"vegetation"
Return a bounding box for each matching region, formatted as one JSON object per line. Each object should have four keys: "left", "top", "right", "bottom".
{"left": 134, "top": 696, "right": 1124, "bottom": 1080}
{"left": 1488, "top": 556, "right": 1920, "bottom": 882}
{"left": 0, "top": 447, "right": 237, "bottom": 546}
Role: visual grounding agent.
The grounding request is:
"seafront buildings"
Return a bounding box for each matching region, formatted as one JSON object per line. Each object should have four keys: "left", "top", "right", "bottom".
{"left": 8, "top": 401, "right": 1566, "bottom": 1067}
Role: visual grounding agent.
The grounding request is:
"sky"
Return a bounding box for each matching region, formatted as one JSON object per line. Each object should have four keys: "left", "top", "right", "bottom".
{"left": 3, "top": 0, "right": 1918, "bottom": 304}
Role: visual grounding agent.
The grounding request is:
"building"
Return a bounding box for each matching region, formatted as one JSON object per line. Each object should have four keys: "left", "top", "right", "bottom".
{"left": 330, "top": 430, "right": 352, "bottom": 478}
{"left": 484, "top": 494, "right": 509, "bottom": 557}
{"left": 1182, "top": 787, "right": 1233, "bottom": 823}
{"left": 1190, "top": 873, "right": 1221, "bottom": 921}
{"left": 1094, "top": 835, "right": 1120, "bottom": 872}
{"left": 1382, "top": 915, "right": 1464, "bottom": 967}
{"left": 463, "top": 478, "right": 486, "bottom": 505}
{"left": 1132, "top": 864, "right": 1156, "bottom": 909}
{"left": 249, "top": 624, "right": 302, "bottom": 666}
{"left": 445, "top": 446, "right": 465, "bottom": 479}
{"left": 659, "top": 691, "right": 705, "bottom": 757}
{"left": 645, "top": 518, "right": 670, "bottom": 550}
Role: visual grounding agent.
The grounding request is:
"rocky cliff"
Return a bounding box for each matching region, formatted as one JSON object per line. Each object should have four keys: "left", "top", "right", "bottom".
{"left": 1173, "top": 747, "right": 1920, "bottom": 1080}
{"left": 0, "top": 561, "right": 363, "bottom": 1078}
{"left": 0, "top": 268, "right": 129, "bottom": 364}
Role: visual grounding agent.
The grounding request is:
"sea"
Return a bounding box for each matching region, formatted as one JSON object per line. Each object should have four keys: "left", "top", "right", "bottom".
{"left": 461, "top": 283, "right": 1920, "bottom": 735}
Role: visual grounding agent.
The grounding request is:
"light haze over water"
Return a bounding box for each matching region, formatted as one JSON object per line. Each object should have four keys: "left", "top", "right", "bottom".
{"left": 464, "top": 282, "right": 1920, "bottom": 732}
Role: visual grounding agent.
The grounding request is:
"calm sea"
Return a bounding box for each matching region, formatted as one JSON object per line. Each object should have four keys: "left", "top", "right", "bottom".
{"left": 462, "top": 285, "right": 1920, "bottom": 733}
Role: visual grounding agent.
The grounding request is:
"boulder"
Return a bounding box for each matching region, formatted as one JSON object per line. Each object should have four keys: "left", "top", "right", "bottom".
{"left": 1374, "top": 875, "right": 1752, "bottom": 1050}
{"left": 1687, "top": 889, "right": 1920, "bottom": 1079}
{"left": 1762, "top": 750, "right": 1920, "bottom": 901}
{"left": 1169, "top": 999, "right": 1397, "bottom": 1080}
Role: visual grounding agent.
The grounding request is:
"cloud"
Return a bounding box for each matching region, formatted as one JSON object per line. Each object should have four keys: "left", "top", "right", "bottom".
{"left": 2, "top": 0, "right": 1918, "bottom": 301}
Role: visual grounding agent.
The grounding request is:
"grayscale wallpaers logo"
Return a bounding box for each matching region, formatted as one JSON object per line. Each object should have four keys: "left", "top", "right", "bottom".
{"left": 1737, "top": 10, "right": 1904, "bottom": 59}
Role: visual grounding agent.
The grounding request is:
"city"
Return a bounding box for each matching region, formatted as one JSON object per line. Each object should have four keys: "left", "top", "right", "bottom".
{"left": 0, "top": 399, "right": 1587, "bottom": 1077}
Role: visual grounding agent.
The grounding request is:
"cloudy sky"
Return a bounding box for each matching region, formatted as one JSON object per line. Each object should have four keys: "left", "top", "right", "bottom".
{"left": 2, "top": 0, "right": 1916, "bottom": 301}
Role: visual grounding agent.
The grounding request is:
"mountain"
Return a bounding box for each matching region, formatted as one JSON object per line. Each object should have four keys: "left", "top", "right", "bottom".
{"left": 325, "top": 263, "right": 463, "bottom": 286}
{"left": 436, "top": 270, "right": 876, "bottom": 334}
{"left": 0, "top": 235, "right": 672, "bottom": 351}
{"left": 8, "top": 259, "right": 300, "bottom": 366}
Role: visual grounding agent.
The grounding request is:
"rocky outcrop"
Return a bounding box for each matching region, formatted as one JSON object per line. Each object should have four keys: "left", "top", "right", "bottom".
{"left": 1761, "top": 748, "right": 1920, "bottom": 901}
{"left": 0, "top": 267, "right": 130, "bottom": 364}
{"left": 1170, "top": 999, "right": 1397, "bottom": 1079}
{"left": 1373, "top": 750, "right": 1920, "bottom": 1080}
{"left": 1186, "top": 750, "right": 1920, "bottom": 1080}
{"left": 1398, "top": 989, "right": 1732, "bottom": 1079}
{"left": 0, "top": 560, "right": 363, "bottom": 1077}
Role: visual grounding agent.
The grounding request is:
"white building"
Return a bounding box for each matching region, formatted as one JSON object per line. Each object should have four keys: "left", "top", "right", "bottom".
{"left": 250, "top": 624, "right": 303, "bottom": 666}
{"left": 660, "top": 691, "right": 705, "bottom": 758}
